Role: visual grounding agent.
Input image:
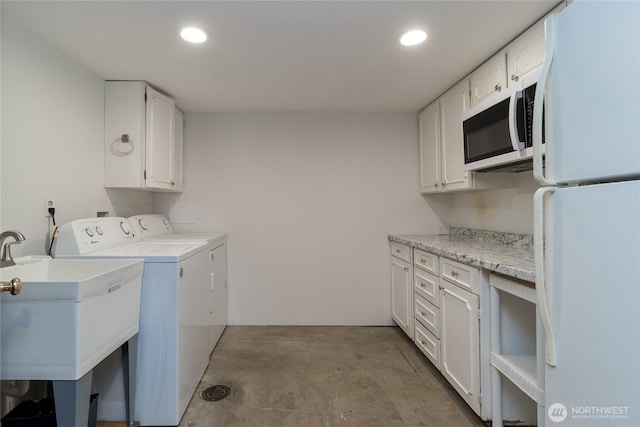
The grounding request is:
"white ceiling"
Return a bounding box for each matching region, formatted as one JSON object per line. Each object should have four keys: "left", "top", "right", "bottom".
{"left": 2, "top": 0, "right": 559, "bottom": 113}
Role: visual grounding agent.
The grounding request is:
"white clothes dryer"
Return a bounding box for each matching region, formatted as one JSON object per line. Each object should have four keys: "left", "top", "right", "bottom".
{"left": 128, "top": 214, "right": 227, "bottom": 353}
{"left": 128, "top": 214, "right": 225, "bottom": 244}
{"left": 55, "top": 217, "right": 211, "bottom": 426}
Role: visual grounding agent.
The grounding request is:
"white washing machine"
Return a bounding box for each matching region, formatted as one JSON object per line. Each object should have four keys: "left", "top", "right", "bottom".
{"left": 128, "top": 214, "right": 227, "bottom": 353}
{"left": 55, "top": 217, "right": 211, "bottom": 426}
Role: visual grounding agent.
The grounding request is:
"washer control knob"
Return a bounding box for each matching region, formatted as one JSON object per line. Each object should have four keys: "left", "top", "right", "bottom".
{"left": 120, "top": 221, "right": 132, "bottom": 235}
{"left": 95, "top": 226, "right": 104, "bottom": 236}
{"left": 85, "top": 228, "right": 95, "bottom": 238}
{"left": 139, "top": 219, "right": 148, "bottom": 230}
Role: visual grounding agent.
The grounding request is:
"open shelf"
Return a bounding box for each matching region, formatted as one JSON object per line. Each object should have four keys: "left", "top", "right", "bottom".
{"left": 491, "top": 352, "right": 541, "bottom": 402}
{"left": 490, "top": 273, "right": 544, "bottom": 426}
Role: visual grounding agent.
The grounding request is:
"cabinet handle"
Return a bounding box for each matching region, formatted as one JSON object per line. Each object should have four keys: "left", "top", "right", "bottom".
{"left": 420, "top": 258, "right": 426, "bottom": 264}
{"left": 0, "top": 278, "right": 21, "bottom": 295}
{"left": 403, "top": 267, "right": 409, "bottom": 272}
{"left": 171, "top": 180, "right": 175, "bottom": 186}
{"left": 494, "top": 84, "right": 502, "bottom": 92}
{"left": 421, "top": 340, "right": 427, "bottom": 346}
{"left": 511, "top": 73, "right": 519, "bottom": 82}
{"left": 451, "top": 270, "right": 458, "bottom": 278}
{"left": 421, "top": 311, "right": 426, "bottom": 317}
{"left": 395, "top": 249, "right": 401, "bottom": 253}
{"left": 420, "top": 283, "right": 426, "bottom": 288}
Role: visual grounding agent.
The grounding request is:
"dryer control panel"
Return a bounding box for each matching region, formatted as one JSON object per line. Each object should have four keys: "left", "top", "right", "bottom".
{"left": 128, "top": 214, "right": 173, "bottom": 238}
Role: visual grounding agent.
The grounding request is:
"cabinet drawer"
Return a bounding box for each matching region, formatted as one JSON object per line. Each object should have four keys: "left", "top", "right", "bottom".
{"left": 413, "top": 249, "right": 438, "bottom": 275}
{"left": 440, "top": 258, "right": 479, "bottom": 293}
{"left": 414, "top": 268, "right": 440, "bottom": 307}
{"left": 415, "top": 322, "right": 441, "bottom": 370}
{"left": 390, "top": 242, "right": 411, "bottom": 263}
{"left": 415, "top": 293, "right": 440, "bottom": 338}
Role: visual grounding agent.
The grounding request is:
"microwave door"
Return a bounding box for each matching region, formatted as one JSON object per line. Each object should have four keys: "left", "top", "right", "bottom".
{"left": 462, "top": 87, "right": 529, "bottom": 171}
{"left": 462, "top": 94, "right": 513, "bottom": 164}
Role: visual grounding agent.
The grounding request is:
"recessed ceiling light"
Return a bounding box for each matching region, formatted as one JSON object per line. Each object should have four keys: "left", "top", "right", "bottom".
{"left": 179, "top": 26, "right": 208, "bottom": 44}
{"left": 400, "top": 30, "right": 427, "bottom": 47}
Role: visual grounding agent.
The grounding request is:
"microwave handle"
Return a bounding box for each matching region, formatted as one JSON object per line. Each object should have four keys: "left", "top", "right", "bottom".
{"left": 508, "top": 90, "right": 525, "bottom": 151}
{"left": 533, "top": 14, "right": 557, "bottom": 186}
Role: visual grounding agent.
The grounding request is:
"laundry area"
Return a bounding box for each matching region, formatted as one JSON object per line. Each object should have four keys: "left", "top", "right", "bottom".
{"left": 1, "top": 1, "right": 639, "bottom": 426}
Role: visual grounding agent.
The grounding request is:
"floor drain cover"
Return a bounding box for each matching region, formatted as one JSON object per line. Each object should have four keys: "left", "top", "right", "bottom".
{"left": 202, "top": 385, "right": 231, "bottom": 401}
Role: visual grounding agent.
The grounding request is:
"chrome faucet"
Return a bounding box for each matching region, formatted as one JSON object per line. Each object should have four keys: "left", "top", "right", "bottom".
{"left": 0, "top": 231, "right": 26, "bottom": 268}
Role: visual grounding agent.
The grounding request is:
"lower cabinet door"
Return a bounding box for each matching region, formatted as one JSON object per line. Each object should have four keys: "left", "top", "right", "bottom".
{"left": 440, "top": 280, "right": 481, "bottom": 415}
{"left": 415, "top": 321, "right": 441, "bottom": 370}
{"left": 391, "top": 256, "right": 412, "bottom": 338}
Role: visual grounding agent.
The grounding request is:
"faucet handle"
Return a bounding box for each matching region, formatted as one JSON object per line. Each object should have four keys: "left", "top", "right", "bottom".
{"left": 2, "top": 241, "right": 20, "bottom": 266}
{"left": 0, "top": 231, "right": 26, "bottom": 268}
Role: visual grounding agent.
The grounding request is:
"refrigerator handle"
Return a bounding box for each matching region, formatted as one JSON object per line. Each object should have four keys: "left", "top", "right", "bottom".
{"left": 533, "top": 14, "right": 557, "bottom": 187}
{"left": 534, "top": 186, "right": 557, "bottom": 367}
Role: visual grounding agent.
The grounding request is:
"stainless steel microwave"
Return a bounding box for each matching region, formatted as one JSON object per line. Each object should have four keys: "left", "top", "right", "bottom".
{"left": 462, "top": 70, "right": 544, "bottom": 172}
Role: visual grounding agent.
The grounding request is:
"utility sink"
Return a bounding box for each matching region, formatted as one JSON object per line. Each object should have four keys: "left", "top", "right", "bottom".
{"left": 1, "top": 257, "right": 144, "bottom": 381}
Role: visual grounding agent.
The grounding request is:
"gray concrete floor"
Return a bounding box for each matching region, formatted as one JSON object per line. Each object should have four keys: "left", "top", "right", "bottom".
{"left": 179, "top": 326, "right": 488, "bottom": 427}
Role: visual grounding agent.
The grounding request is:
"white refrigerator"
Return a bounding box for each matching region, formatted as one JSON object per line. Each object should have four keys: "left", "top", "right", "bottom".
{"left": 533, "top": 1, "right": 640, "bottom": 426}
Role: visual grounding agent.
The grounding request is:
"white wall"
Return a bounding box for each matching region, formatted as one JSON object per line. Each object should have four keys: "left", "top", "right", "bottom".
{"left": 1, "top": 17, "right": 152, "bottom": 257}
{"left": 445, "top": 171, "right": 537, "bottom": 235}
{"left": 154, "top": 113, "right": 448, "bottom": 325}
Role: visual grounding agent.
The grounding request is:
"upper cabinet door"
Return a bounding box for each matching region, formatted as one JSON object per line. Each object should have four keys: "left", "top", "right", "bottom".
{"left": 470, "top": 52, "right": 507, "bottom": 108}
{"left": 419, "top": 102, "right": 441, "bottom": 194}
{"left": 172, "top": 108, "right": 184, "bottom": 192}
{"left": 145, "top": 86, "right": 176, "bottom": 190}
{"left": 507, "top": 20, "right": 545, "bottom": 84}
{"left": 104, "top": 81, "right": 146, "bottom": 189}
{"left": 440, "top": 79, "right": 471, "bottom": 191}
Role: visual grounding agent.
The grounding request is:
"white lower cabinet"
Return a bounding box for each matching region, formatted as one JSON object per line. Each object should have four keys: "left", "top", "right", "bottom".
{"left": 415, "top": 293, "right": 439, "bottom": 336}
{"left": 408, "top": 247, "right": 490, "bottom": 421}
{"left": 413, "top": 251, "right": 441, "bottom": 366}
{"left": 440, "top": 278, "right": 481, "bottom": 415}
{"left": 415, "top": 321, "right": 441, "bottom": 369}
{"left": 390, "top": 243, "right": 413, "bottom": 339}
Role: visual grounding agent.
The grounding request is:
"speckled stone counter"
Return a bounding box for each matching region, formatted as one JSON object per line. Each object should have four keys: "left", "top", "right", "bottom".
{"left": 389, "top": 228, "right": 535, "bottom": 282}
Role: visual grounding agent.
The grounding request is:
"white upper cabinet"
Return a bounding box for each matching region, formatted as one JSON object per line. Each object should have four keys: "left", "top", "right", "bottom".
{"left": 104, "top": 81, "right": 183, "bottom": 192}
{"left": 419, "top": 79, "right": 508, "bottom": 194}
{"left": 419, "top": 101, "right": 441, "bottom": 193}
{"left": 145, "top": 86, "right": 176, "bottom": 190}
{"left": 507, "top": 20, "right": 545, "bottom": 84}
{"left": 440, "top": 79, "right": 471, "bottom": 191}
{"left": 470, "top": 52, "right": 507, "bottom": 108}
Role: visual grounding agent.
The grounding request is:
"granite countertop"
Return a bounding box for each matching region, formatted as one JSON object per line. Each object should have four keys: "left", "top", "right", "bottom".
{"left": 389, "top": 228, "right": 535, "bottom": 283}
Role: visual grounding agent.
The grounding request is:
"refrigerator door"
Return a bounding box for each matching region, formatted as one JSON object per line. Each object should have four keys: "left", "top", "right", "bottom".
{"left": 539, "top": 0, "right": 640, "bottom": 185}
{"left": 542, "top": 181, "right": 640, "bottom": 426}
